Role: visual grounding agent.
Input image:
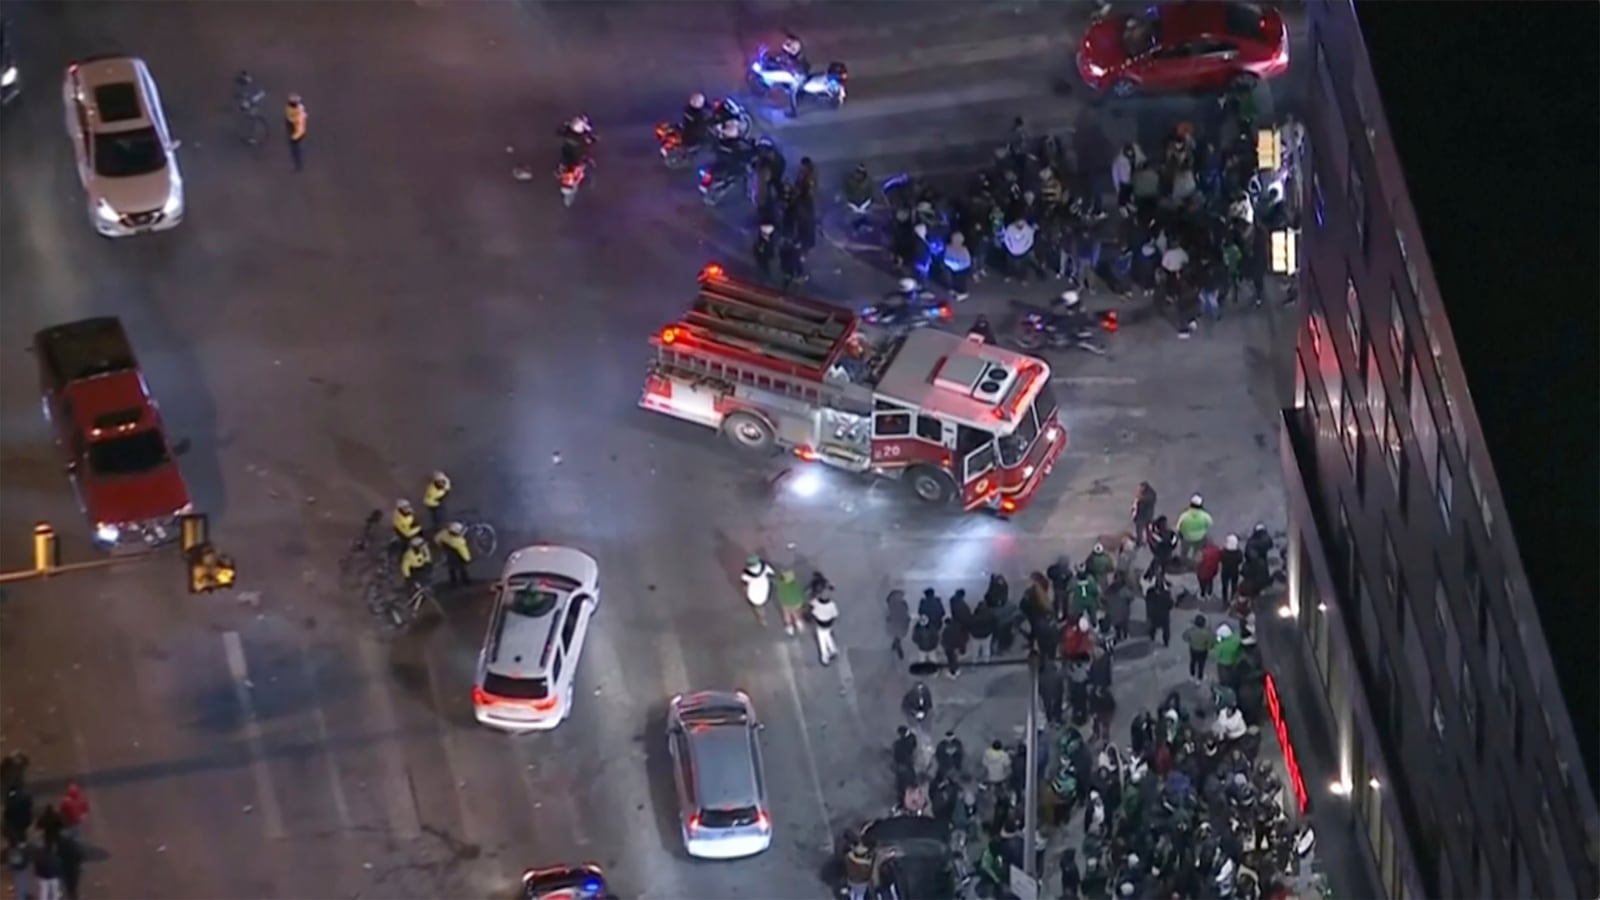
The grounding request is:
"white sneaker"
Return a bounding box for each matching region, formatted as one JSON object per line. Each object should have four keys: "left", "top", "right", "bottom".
{"left": 784, "top": 624, "right": 795, "bottom": 636}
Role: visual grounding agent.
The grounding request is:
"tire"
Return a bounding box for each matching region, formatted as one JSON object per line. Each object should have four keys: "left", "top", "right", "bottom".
{"left": 722, "top": 411, "right": 777, "bottom": 455}
{"left": 906, "top": 465, "right": 956, "bottom": 506}
{"left": 1109, "top": 78, "right": 1137, "bottom": 100}
{"left": 466, "top": 522, "right": 497, "bottom": 559}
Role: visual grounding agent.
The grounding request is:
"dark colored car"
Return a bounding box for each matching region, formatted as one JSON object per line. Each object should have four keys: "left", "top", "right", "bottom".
{"left": 1077, "top": 1, "right": 1289, "bottom": 99}
{"left": 862, "top": 815, "right": 961, "bottom": 900}
{"left": 521, "top": 863, "right": 616, "bottom": 900}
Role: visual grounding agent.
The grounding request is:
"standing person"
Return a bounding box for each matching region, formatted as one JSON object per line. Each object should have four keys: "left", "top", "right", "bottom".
{"left": 741, "top": 556, "right": 774, "bottom": 626}
{"left": 779, "top": 233, "right": 807, "bottom": 286}
{"left": 884, "top": 589, "right": 911, "bottom": 659}
{"left": 433, "top": 522, "right": 472, "bottom": 586}
{"left": 843, "top": 837, "right": 872, "bottom": 900}
{"left": 917, "top": 588, "right": 946, "bottom": 636}
{"left": 284, "top": 93, "right": 308, "bottom": 171}
{"left": 753, "top": 223, "right": 777, "bottom": 280}
{"left": 3, "top": 786, "right": 32, "bottom": 848}
{"left": 1175, "top": 494, "right": 1214, "bottom": 561}
{"left": 948, "top": 589, "right": 973, "bottom": 631}
{"left": 56, "top": 788, "right": 85, "bottom": 844}
{"left": 422, "top": 471, "right": 452, "bottom": 531}
{"left": 1103, "top": 572, "right": 1133, "bottom": 644}
{"left": 1220, "top": 534, "right": 1245, "bottom": 607}
{"left": 30, "top": 840, "right": 59, "bottom": 900}
{"left": 1143, "top": 514, "right": 1178, "bottom": 584}
{"left": 55, "top": 837, "right": 80, "bottom": 900}
{"left": 1196, "top": 539, "right": 1221, "bottom": 602}
{"left": 968, "top": 599, "right": 996, "bottom": 661}
{"left": 32, "top": 808, "right": 59, "bottom": 850}
{"left": 1144, "top": 578, "right": 1173, "bottom": 647}
{"left": 776, "top": 569, "right": 807, "bottom": 636}
{"left": 1038, "top": 657, "right": 1066, "bottom": 726}
{"left": 1133, "top": 481, "right": 1162, "bottom": 534}
{"left": 943, "top": 231, "right": 973, "bottom": 301}
{"left": 940, "top": 614, "right": 969, "bottom": 678}
{"left": 911, "top": 614, "right": 940, "bottom": 665}
{"left": 1083, "top": 543, "right": 1115, "bottom": 589}
{"left": 5, "top": 841, "right": 29, "bottom": 900}
{"left": 1184, "top": 614, "right": 1215, "bottom": 681}
{"left": 810, "top": 591, "right": 840, "bottom": 665}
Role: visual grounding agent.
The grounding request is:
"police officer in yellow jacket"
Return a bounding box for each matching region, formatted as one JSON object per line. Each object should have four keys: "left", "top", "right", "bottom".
{"left": 423, "top": 470, "right": 452, "bottom": 530}
{"left": 285, "top": 93, "right": 308, "bottom": 171}
{"left": 393, "top": 498, "right": 421, "bottom": 545}
{"left": 435, "top": 522, "right": 472, "bottom": 586}
{"left": 400, "top": 535, "right": 432, "bottom": 586}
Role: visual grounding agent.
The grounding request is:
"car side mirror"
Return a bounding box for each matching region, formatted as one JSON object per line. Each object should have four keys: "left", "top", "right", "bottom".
{"left": 755, "top": 722, "right": 767, "bottom": 732}
{"left": 172, "top": 437, "right": 191, "bottom": 456}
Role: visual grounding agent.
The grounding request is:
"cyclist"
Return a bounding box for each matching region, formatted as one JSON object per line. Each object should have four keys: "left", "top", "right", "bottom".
{"left": 423, "top": 470, "right": 452, "bottom": 530}
{"left": 392, "top": 498, "right": 421, "bottom": 544}
{"left": 399, "top": 535, "right": 432, "bottom": 590}
{"left": 434, "top": 521, "right": 472, "bottom": 586}
{"left": 234, "top": 70, "right": 265, "bottom": 111}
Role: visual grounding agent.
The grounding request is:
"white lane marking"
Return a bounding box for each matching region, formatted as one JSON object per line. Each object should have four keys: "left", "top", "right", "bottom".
{"left": 657, "top": 631, "right": 692, "bottom": 696}
{"left": 68, "top": 729, "right": 110, "bottom": 836}
{"left": 419, "top": 654, "right": 486, "bottom": 855}
{"left": 355, "top": 637, "right": 421, "bottom": 838}
{"left": 221, "top": 631, "right": 286, "bottom": 840}
{"left": 299, "top": 643, "right": 353, "bottom": 831}
{"left": 778, "top": 643, "right": 835, "bottom": 854}
{"left": 832, "top": 646, "right": 865, "bottom": 738}
{"left": 1053, "top": 376, "right": 1141, "bottom": 386}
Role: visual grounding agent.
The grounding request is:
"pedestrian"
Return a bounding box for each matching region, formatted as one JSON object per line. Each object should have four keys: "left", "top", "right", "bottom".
{"left": 0, "top": 754, "right": 27, "bottom": 798}
{"left": 1089, "top": 683, "right": 1117, "bottom": 743}
{"left": 1069, "top": 567, "right": 1101, "bottom": 619}
{"left": 810, "top": 591, "right": 840, "bottom": 665}
{"left": 843, "top": 837, "right": 872, "bottom": 900}
{"left": 433, "top": 522, "right": 472, "bottom": 586}
{"left": 1061, "top": 615, "right": 1093, "bottom": 662}
{"left": 30, "top": 840, "right": 59, "bottom": 900}
{"left": 1143, "top": 514, "right": 1178, "bottom": 583}
{"left": 968, "top": 600, "right": 996, "bottom": 661}
{"left": 981, "top": 740, "right": 1012, "bottom": 787}
{"left": 1184, "top": 614, "right": 1215, "bottom": 681}
{"left": 741, "top": 555, "right": 774, "bottom": 626}
{"left": 940, "top": 615, "right": 968, "bottom": 677}
{"left": 1103, "top": 572, "right": 1133, "bottom": 643}
{"left": 753, "top": 223, "right": 777, "bottom": 280}
{"left": 1021, "top": 572, "right": 1052, "bottom": 625}
{"left": 32, "top": 807, "right": 60, "bottom": 850}
{"left": 1039, "top": 657, "right": 1065, "bottom": 725}
{"left": 1144, "top": 578, "right": 1173, "bottom": 647}
{"left": 284, "top": 93, "right": 308, "bottom": 171}
{"left": 911, "top": 614, "right": 940, "bottom": 664}
{"left": 55, "top": 837, "right": 79, "bottom": 900}
{"left": 1220, "top": 534, "right": 1244, "bottom": 606}
{"left": 1215, "top": 623, "right": 1244, "bottom": 689}
{"left": 3, "top": 787, "right": 32, "bottom": 848}
{"left": 6, "top": 841, "right": 29, "bottom": 900}
{"left": 1113, "top": 534, "right": 1140, "bottom": 586}
{"left": 948, "top": 588, "right": 973, "bottom": 630}
{"left": 1083, "top": 543, "right": 1115, "bottom": 589}
{"left": 943, "top": 231, "right": 973, "bottom": 300}
{"left": 884, "top": 589, "right": 910, "bottom": 659}
{"left": 917, "top": 588, "right": 946, "bottom": 635}
{"left": 1066, "top": 656, "right": 1091, "bottom": 726}
{"left": 776, "top": 569, "right": 807, "bottom": 636}
{"left": 935, "top": 731, "right": 965, "bottom": 780}
{"left": 779, "top": 235, "right": 807, "bottom": 286}
{"left": 1196, "top": 539, "right": 1221, "bottom": 600}
{"left": 1175, "top": 494, "right": 1213, "bottom": 561}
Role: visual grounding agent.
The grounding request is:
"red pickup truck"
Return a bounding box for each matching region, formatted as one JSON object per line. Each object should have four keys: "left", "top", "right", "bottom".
{"left": 34, "top": 316, "right": 191, "bottom": 547}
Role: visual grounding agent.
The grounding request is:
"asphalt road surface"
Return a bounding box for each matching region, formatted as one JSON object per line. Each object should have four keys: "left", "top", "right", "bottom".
{"left": 0, "top": 2, "right": 1305, "bottom": 897}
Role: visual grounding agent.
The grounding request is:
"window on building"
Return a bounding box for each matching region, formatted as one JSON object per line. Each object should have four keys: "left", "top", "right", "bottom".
{"left": 1346, "top": 277, "right": 1363, "bottom": 354}
{"left": 1387, "top": 407, "right": 1406, "bottom": 509}
{"left": 1363, "top": 342, "right": 1381, "bottom": 410}
{"left": 1436, "top": 441, "right": 1454, "bottom": 530}
{"left": 1340, "top": 381, "right": 1362, "bottom": 475}
{"left": 1349, "top": 154, "right": 1369, "bottom": 254}
{"left": 1467, "top": 456, "right": 1494, "bottom": 539}
{"left": 1312, "top": 170, "right": 1326, "bottom": 228}
{"left": 1412, "top": 358, "right": 1437, "bottom": 488}
{"left": 1390, "top": 285, "right": 1408, "bottom": 365}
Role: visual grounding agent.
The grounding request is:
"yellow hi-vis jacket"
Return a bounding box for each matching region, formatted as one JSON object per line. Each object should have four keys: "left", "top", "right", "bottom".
{"left": 393, "top": 508, "right": 421, "bottom": 540}
{"left": 400, "top": 544, "right": 432, "bottom": 579}
{"left": 423, "top": 480, "right": 450, "bottom": 509}
{"left": 286, "top": 102, "right": 307, "bottom": 140}
{"left": 435, "top": 529, "right": 471, "bottom": 563}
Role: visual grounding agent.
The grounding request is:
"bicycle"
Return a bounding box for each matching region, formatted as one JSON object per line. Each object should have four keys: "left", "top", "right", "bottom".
{"left": 339, "top": 510, "right": 385, "bottom": 591}
{"left": 454, "top": 509, "right": 498, "bottom": 559}
{"left": 233, "top": 73, "right": 268, "bottom": 147}
{"left": 376, "top": 578, "right": 445, "bottom": 629}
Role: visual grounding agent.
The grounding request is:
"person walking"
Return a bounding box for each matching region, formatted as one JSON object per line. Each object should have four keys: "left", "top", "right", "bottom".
{"left": 1196, "top": 539, "right": 1221, "bottom": 601}
{"left": 1175, "top": 494, "right": 1214, "bottom": 562}
{"left": 1039, "top": 657, "right": 1065, "bottom": 726}
{"left": 940, "top": 614, "right": 968, "bottom": 677}
{"left": 1184, "top": 614, "right": 1215, "bottom": 681}
{"left": 422, "top": 471, "right": 452, "bottom": 531}
{"left": 55, "top": 837, "right": 80, "bottom": 900}
{"left": 1131, "top": 481, "right": 1158, "bottom": 546}
{"left": 884, "top": 589, "right": 910, "bottom": 658}
{"left": 284, "top": 93, "right": 308, "bottom": 171}
{"left": 981, "top": 740, "right": 1012, "bottom": 788}
{"left": 1103, "top": 572, "right": 1133, "bottom": 643}
{"left": 776, "top": 569, "right": 807, "bottom": 636}
{"left": 843, "top": 837, "right": 872, "bottom": 900}
{"left": 741, "top": 556, "right": 774, "bottom": 626}
{"left": 810, "top": 591, "right": 840, "bottom": 665}
{"left": 1144, "top": 578, "right": 1173, "bottom": 647}
{"left": 1220, "top": 534, "right": 1245, "bottom": 607}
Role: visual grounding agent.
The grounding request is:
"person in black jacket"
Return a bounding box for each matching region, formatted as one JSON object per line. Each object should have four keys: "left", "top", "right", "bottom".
{"left": 911, "top": 614, "right": 940, "bottom": 665}
{"left": 917, "top": 589, "right": 946, "bottom": 634}
{"left": 941, "top": 616, "right": 969, "bottom": 677}
{"left": 1220, "top": 533, "right": 1245, "bottom": 606}
{"left": 968, "top": 601, "right": 996, "bottom": 660}
{"left": 1038, "top": 657, "right": 1066, "bottom": 726}
{"left": 1144, "top": 578, "right": 1174, "bottom": 647}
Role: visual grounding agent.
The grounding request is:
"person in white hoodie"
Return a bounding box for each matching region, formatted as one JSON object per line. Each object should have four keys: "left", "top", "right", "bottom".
{"left": 741, "top": 556, "right": 774, "bottom": 626}
{"left": 811, "top": 592, "right": 840, "bottom": 665}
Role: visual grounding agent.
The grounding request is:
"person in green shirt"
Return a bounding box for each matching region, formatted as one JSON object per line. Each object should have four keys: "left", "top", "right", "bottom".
{"left": 1175, "top": 494, "right": 1213, "bottom": 561}
{"left": 776, "top": 569, "right": 807, "bottom": 637}
{"left": 1071, "top": 567, "right": 1101, "bottom": 618}
{"left": 1083, "top": 542, "right": 1115, "bottom": 587}
{"left": 1214, "top": 622, "right": 1244, "bottom": 687}
{"left": 1183, "top": 613, "right": 1215, "bottom": 681}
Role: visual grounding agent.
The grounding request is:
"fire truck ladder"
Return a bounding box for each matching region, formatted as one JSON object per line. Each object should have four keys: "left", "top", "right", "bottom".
{"left": 683, "top": 274, "right": 856, "bottom": 379}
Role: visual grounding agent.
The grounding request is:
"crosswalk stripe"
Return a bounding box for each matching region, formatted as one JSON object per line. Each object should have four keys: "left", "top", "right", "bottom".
{"left": 300, "top": 641, "right": 354, "bottom": 831}
{"left": 221, "top": 631, "right": 287, "bottom": 841}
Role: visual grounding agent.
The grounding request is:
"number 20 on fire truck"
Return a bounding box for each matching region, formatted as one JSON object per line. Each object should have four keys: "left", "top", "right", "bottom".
{"left": 638, "top": 265, "right": 1068, "bottom": 515}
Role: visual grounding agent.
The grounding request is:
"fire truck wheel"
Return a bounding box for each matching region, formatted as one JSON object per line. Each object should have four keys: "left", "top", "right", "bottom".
{"left": 906, "top": 466, "right": 956, "bottom": 506}
{"left": 722, "top": 411, "right": 778, "bottom": 454}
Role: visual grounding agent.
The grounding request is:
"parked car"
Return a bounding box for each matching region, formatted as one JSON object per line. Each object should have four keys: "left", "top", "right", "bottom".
{"left": 61, "top": 55, "right": 184, "bottom": 236}
{"left": 1077, "top": 1, "right": 1289, "bottom": 99}
{"left": 472, "top": 545, "right": 601, "bottom": 732}
{"left": 667, "top": 690, "right": 772, "bottom": 860}
{"left": 34, "top": 317, "right": 192, "bottom": 548}
{"left": 521, "top": 863, "right": 615, "bottom": 900}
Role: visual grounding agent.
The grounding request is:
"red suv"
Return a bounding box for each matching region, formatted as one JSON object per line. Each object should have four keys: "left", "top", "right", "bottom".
{"left": 1078, "top": 1, "right": 1289, "bottom": 99}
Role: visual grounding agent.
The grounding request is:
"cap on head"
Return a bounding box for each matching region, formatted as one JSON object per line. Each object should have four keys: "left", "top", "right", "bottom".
{"left": 1225, "top": 534, "right": 1240, "bottom": 551}
{"left": 1093, "top": 542, "right": 1105, "bottom": 554}
{"left": 1254, "top": 522, "right": 1267, "bottom": 533}
{"left": 288, "top": 93, "right": 302, "bottom": 104}
{"left": 448, "top": 522, "right": 465, "bottom": 535}
{"left": 1189, "top": 493, "right": 1204, "bottom": 507}
{"left": 409, "top": 535, "right": 425, "bottom": 548}
{"left": 396, "top": 499, "right": 412, "bottom": 511}
{"left": 432, "top": 470, "right": 448, "bottom": 484}
{"left": 1078, "top": 615, "right": 1091, "bottom": 631}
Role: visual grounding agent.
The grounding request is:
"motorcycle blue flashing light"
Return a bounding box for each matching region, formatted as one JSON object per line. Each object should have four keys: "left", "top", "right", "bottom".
{"left": 581, "top": 876, "right": 603, "bottom": 894}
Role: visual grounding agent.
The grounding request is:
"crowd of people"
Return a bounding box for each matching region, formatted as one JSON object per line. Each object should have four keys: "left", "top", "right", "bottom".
{"left": 2, "top": 753, "right": 89, "bottom": 900}
{"left": 820, "top": 481, "right": 1311, "bottom": 899}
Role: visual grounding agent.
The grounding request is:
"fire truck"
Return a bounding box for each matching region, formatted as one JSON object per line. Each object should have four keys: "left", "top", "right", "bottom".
{"left": 639, "top": 266, "right": 1068, "bottom": 514}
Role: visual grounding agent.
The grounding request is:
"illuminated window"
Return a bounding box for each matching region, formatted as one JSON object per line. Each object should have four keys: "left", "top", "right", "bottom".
{"left": 1390, "top": 286, "right": 1408, "bottom": 366}
{"left": 1382, "top": 525, "right": 1398, "bottom": 600}
{"left": 1383, "top": 405, "right": 1402, "bottom": 487}
{"left": 1340, "top": 382, "right": 1362, "bottom": 475}
{"left": 1313, "top": 171, "right": 1326, "bottom": 228}
{"left": 1346, "top": 277, "right": 1363, "bottom": 353}
{"left": 1396, "top": 228, "right": 1422, "bottom": 298}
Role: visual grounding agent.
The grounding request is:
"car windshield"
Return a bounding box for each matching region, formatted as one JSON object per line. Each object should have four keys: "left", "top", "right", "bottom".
{"left": 997, "top": 382, "right": 1057, "bottom": 467}
{"left": 93, "top": 127, "right": 166, "bottom": 178}
{"left": 699, "top": 806, "right": 759, "bottom": 828}
{"left": 87, "top": 430, "right": 169, "bottom": 476}
{"left": 483, "top": 672, "right": 549, "bottom": 700}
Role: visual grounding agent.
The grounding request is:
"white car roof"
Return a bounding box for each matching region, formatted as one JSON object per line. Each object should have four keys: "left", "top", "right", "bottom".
{"left": 500, "top": 544, "right": 599, "bottom": 591}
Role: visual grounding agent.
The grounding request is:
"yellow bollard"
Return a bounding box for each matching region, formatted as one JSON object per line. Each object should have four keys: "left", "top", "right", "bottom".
{"left": 32, "top": 522, "right": 58, "bottom": 573}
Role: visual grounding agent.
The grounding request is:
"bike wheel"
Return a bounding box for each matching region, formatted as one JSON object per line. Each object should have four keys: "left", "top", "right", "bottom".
{"left": 365, "top": 580, "right": 390, "bottom": 615}
{"left": 466, "top": 523, "right": 497, "bottom": 558}
{"left": 239, "top": 113, "right": 268, "bottom": 146}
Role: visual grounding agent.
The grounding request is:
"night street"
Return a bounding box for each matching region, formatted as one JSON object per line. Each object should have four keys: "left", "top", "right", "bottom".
{"left": 0, "top": 2, "right": 1305, "bottom": 897}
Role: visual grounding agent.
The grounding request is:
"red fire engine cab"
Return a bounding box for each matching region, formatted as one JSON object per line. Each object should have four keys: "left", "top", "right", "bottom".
{"left": 640, "top": 266, "right": 1068, "bottom": 514}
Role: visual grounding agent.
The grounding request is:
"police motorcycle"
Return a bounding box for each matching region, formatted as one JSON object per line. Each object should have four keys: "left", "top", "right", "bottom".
{"left": 657, "top": 96, "right": 753, "bottom": 169}
{"left": 861, "top": 278, "right": 952, "bottom": 333}
{"left": 697, "top": 134, "right": 765, "bottom": 207}
{"left": 1009, "top": 291, "right": 1110, "bottom": 355}
{"left": 556, "top": 116, "right": 596, "bottom": 208}
{"left": 747, "top": 37, "right": 848, "bottom": 111}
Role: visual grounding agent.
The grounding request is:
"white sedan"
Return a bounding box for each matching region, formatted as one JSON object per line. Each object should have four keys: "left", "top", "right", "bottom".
{"left": 472, "top": 545, "right": 600, "bottom": 732}
{"left": 62, "top": 56, "right": 184, "bottom": 237}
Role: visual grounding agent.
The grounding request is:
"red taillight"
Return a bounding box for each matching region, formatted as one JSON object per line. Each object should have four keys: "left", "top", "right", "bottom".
{"left": 936, "top": 305, "right": 953, "bottom": 320}
{"left": 757, "top": 810, "right": 770, "bottom": 830}
{"left": 688, "top": 814, "right": 702, "bottom": 832}
{"left": 1001, "top": 498, "right": 1018, "bottom": 514}
{"left": 795, "top": 445, "right": 818, "bottom": 461}
{"left": 472, "top": 686, "right": 492, "bottom": 707}
{"left": 654, "top": 122, "right": 669, "bottom": 138}
{"left": 560, "top": 168, "right": 582, "bottom": 188}
{"left": 1102, "top": 310, "right": 1119, "bottom": 333}
{"left": 530, "top": 696, "right": 559, "bottom": 712}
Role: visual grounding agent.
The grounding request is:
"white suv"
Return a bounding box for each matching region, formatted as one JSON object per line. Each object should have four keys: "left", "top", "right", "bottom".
{"left": 62, "top": 56, "right": 183, "bottom": 237}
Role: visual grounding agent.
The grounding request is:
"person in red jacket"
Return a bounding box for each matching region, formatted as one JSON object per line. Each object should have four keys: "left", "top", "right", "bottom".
{"left": 1196, "top": 540, "right": 1222, "bottom": 601}
{"left": 58, "top": 784, "right": 88, "bottom": 840}
{"left": 1062, "top": 616, "right": 1094, "bottom": 661}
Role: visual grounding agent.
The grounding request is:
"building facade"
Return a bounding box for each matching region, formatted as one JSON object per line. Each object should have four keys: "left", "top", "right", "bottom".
{"left": 1265, "top": 2, "right": 1600, "bottom": 899}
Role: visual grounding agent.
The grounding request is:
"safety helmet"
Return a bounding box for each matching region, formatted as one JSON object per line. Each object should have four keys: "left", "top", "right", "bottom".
{"left": 718, "top": 120, "right": 740, "bottom": 138}
{"left": 432, "top": 470, "right": 449, "bottom": 486}
{"left": 781, "top": 36, "right": 803, "bottom": 57}
{"left": 688, "top": 92, "right": 706, "bottom": 109}
{"left": 1060, "top": 290, "right": 1081, "bottom": 308}
{"left": 1093, "top": 542, "right": 1105, "bottom": 554}
{"left": 408, "top": 535, "right": 425, "bottom": 548}
{"left": 1253, "top": 522, "right": 1268, "bottom": 533}
{"left": 287, "top": 93, "right": 302, "bottom": 104}
{"left": 395, "top": 499, "right": 412, "bottom": 512}
{"left": 759, "top": 223, "right": 775, "bottom": 236}
{"left": 1189, "top": 493, "right": 1204, "bottom": 507}
{"left": 1225, "top": 534, "right": 1240, "bottom": 551}
{"left": 898, "top": 278, "right": 918, "bottom": 293}
{"left": 448, "top": 521, "right": 465, "bottom": 535}
{"left": 569, "top": 116, "right": 591, "bottom": 134}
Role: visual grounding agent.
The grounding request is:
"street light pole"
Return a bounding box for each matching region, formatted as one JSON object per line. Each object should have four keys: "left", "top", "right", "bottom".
{"left": 1023, "top": 649, "right": 1040, "bottom": 879}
